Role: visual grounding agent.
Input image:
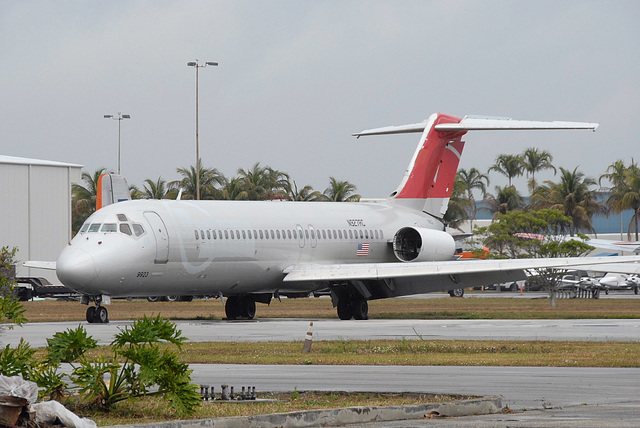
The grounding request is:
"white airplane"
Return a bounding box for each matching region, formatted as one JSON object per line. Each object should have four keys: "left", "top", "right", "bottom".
{"left": 49, "top": 113, "right": 640, "bottom": 323}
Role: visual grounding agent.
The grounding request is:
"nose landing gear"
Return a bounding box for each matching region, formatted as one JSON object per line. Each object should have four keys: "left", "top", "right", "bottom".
{"left": 84, "top": 295, "right": 109, "bottom": 323}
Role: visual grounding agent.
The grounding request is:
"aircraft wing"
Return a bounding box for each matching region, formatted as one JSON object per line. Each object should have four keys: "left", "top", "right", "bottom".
{"left": 23, "top": 261, "right": 57, "bottom": 270}
{"left": 283, "top": 255, "right": 640, "bottom": 282}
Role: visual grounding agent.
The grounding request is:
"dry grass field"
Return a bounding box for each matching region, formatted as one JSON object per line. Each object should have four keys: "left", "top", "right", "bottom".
{"left": 20, "top": 294, "right": 640, "bottom": 322}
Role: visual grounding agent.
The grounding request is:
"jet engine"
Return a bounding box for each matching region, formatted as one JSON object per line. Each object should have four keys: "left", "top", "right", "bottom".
{"left": 392, "top": 227, "right": 455, "bottom": 262}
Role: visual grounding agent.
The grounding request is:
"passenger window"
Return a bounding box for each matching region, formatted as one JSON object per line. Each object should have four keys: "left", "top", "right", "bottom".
{"left": 333, "top": 230, "right": 337, "bottom": 239}
{"left": 375, "top": 230, "right": 379, "bottom": 239}
{"left": 88, "top": 223, "right": 101, "bottom": 232}
{"left": 365, "top": 230, "right": 369, "bottom": 239}
{"left": 270, "top": 230, "right": 275, "bottom": 239}
{"left": 359, "top": 230, "right": 363, "bottom": 239}
{"left": 133, "top": 224, "right": 145, "bottom": 236}
{"left": 80, "top": 223, "right": 90, "bottom": 233}
{"left": 349, "top": 230, "right": 354, "bottom": 239}
{"left": 276, "top": 230, "right": 281, "bottom": 239}
{"left": 305, "top": 230, "right": 309, "bottom": 239}
{"left": 206, "top": 230, "right": 211, "bottom": 239}
{"left": 119, "top": 224, "right": 132, "bottom": 236}
{"left": 322, "top": 230, "right": 327, "bottom": 239}
{"left": 293, "top": 230, "right": 297, "bottom": 239}
{"left": 200, "top": 230, "right": 205, "bottom": 239}
{"left": 224, "top": 230, "right": 229, "bottom": 239}
{"left": 242, "top": 230, "right": 247, "bottom": 239}
{"left": 287, "top": 230, "right": 292, "bottom": 239}
{"left": 259, "top": 230, "right": 264, "bottom": 239}
{"left": 380, "top": 230, "right": 384, "bottom": 239}
{"left": 117, "top": 214, "right": 128, "bottom": 222}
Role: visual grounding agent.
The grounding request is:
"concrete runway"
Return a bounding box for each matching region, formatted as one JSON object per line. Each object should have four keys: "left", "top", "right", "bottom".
{"left": 2, "top": 295, "right": 639, "bottom": 427}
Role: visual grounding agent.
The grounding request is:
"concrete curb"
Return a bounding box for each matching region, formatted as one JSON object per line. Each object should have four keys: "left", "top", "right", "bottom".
{"left": 106, "top": 395, "right": 502, "bottom": 428}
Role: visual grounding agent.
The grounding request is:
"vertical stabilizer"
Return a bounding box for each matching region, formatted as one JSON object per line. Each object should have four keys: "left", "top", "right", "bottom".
{"left": 97, "top": 173, "right": 131, "bottom": 210}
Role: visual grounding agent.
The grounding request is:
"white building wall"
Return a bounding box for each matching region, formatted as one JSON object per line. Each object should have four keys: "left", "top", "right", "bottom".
{"left": 0, "top": 156, "right": 82, "bottom": 284}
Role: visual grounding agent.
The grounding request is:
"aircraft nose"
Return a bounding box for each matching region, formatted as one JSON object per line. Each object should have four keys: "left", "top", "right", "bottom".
{"left": 56, "top": 247, "right": 97, "bottom": 290}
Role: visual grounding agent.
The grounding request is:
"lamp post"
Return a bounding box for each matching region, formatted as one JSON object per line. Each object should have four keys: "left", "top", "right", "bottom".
{"left": 187, "top": 59, "right": 218, "bottom": 200}
{"left": 103, "top": 113, "right": 131, "bottom": 175}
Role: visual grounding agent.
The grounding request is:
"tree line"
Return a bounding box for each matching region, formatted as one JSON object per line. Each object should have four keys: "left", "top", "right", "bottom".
{"left": 72, "top": 161, "right": 360, "bottom": 233}
{"left": 445, "top": 147, "right": 640, "bottom": 239}
{"left": 72, "top": 150, "right": 640, "bottom": 240}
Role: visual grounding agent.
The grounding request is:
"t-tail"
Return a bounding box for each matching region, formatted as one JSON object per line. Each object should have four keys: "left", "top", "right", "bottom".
{"left": 353, "top": 113, "right": 599, "bottom": 218}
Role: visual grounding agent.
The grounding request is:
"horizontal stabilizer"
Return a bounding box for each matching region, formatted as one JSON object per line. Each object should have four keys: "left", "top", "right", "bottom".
{"left": 353, "top": 115, "right": 599, "bottom": 137}
{"left": 23, "top": 261, "right": 57, "bottom": 270}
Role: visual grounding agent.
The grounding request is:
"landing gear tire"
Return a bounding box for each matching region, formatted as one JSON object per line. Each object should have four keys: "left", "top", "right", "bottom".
{"left": 352, "top": 299, "right": 369, "bottom": 320}
{"left": 240, "top": 298, "right": 256, "bottom": 320}
{"left": 337, "top": 299, "right": 353, "bottom": 320}
{"left": 86, "top": 306, "right": 96, "bottom": 323}
{"left": 95, "top": 306, "right": 109, "bottom": 323}
{"left": 225, "top": 296, "right": 240, "bottom": 320}
{"left": 147, "top": 296, "right": 162, "bottom": 302}
{"left": 166, "top": 295, "right": 180, "bottom": 302}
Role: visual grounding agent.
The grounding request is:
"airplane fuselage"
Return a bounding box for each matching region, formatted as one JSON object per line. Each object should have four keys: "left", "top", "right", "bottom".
{"left": 57, "top": 199, "right": 453, "bottom": 298}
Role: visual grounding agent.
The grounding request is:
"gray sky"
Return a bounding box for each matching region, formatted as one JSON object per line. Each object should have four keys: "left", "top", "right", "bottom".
{"left": 1, "top": 1, "right": 638, "bottom": 198}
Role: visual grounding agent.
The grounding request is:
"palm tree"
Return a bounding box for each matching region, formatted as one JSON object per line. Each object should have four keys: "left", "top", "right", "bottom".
{"left": 601, "top": 160, "right": 640, "bottom": 240}
{"left": 456, "top": 168, "right": 490, "bottom": 229}
{"left": 485, "top": 185, "right": 525, "bottom": 216}
{"left": 219, "top": 177, "right": 248, "bottom": 200}
{"left": 169, "top": 159, "right": 225, "bottom": 200}
{"left": 322, "top": 177, "right": 360, "bottom": 202}
{"left": 522, "top": 147, "right": 555, "bottom": 193}
{"left": 284, "top": 180, "right": 323, "bottom": 201}
{"left": 71, "top": 168, "right": 107, "bottom": 233}
{"left": 236, "top": 163, "right": 290, "bottom": 200}
{"left": 142, "top": 177, "right": 169, "bottom": 199}
{"left": 530, "top": 167, "right": 604, "bottom": 236}
{"left": 489, "top": 154, "right": 524, "bottom": 187}
{"left": 443, "top": 174, "right": 472, "bottom": 228}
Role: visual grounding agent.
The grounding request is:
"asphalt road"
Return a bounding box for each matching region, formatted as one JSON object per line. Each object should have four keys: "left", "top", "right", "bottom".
{"left": 2, "top": 318, "right": 640, "bottom": 348}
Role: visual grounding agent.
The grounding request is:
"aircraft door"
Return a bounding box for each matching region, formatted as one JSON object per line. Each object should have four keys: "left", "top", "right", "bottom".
{"left": 296, "top": 224, "right": 305, "bottom": 248}
{"left": 144, "top": 211, "right": 169, "bottom": 264}
{"left": 308, "top": 224, "right": 317, "bottom": 248}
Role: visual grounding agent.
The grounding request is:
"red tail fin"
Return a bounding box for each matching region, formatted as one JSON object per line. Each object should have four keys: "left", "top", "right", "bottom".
{"left": 392, "top": 113, "right": 466, "bottom": 215}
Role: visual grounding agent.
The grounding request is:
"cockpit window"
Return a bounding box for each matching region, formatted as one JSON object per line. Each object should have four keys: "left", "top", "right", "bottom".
{"left": 132, "top": 224, "right": 145, "bottom": 237}
{"left": 119, "top": 224, "right": 132, "bottom": 236}
{"left": 88, "top": 223, "right": 101, "bottom": 232}
{"left": 80, "top": 223, "right": 90, "bottom": 233}
{"left": 101, "top": 223, "right": 117, "bottom": 232}
{"left": 117, "top": 214, "right": 128, "bottom": 222}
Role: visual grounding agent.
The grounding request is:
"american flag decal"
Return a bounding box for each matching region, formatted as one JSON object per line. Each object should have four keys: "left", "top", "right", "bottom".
{"left": 356, "top": 243, "right": 370, "bottom": 257}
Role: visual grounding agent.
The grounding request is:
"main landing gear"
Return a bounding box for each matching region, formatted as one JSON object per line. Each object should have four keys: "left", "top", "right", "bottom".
{"left": 225, "top": 296, "right": 256, "bottom": 320}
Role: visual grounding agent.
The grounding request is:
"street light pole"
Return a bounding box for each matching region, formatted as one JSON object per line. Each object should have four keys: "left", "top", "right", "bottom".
{"left": 103, "top": 112, "right": 131, "bottom": 175}
{"left": 187, "top": 59, "right": 218, "bottom": 200}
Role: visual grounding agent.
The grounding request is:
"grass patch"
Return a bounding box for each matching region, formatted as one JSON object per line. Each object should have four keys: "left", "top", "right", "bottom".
{"left": 66, "top": 339, "right": 640, "bottom": 368}
{"left": 21, "top": 294, "right": 640, "bottom": 322}
{"left": 70, "top": 391, "right": 460, "bottom": 426}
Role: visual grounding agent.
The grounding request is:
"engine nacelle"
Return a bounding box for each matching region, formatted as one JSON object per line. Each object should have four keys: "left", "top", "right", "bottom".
{"left": 393, "top": 227, "right": 455, "bottom": 262}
